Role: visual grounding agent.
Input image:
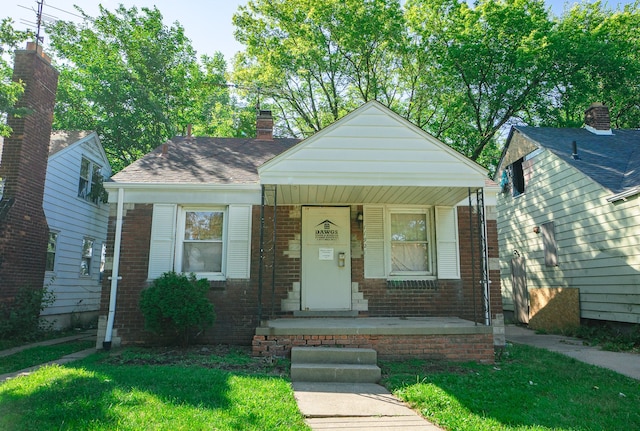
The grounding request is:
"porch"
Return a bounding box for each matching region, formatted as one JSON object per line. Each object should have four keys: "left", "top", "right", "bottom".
{"left": 253, "top": 317, "right": 495, "bottom": 363}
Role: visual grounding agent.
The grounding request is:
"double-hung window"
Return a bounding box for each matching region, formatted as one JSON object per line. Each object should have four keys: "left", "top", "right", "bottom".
{"left": 78, "top": 157, "right": 102, "bottom": 203}
{"left": 364, "top": 205, "right": 458, "bottom": 280}
{"left": 81, "top": 238, "right": 94, "bottom": 276}
{"left": 149, "top": 204, "right": 251, "bottom": 281}
{"left": 389, "top": 209, "right": 433, "bottom": 276}
{"left": 176, "top": 208, "right": 225, "bottom": 276}
{"left": 46, "top": 232, "right": 58, "bottom": 272}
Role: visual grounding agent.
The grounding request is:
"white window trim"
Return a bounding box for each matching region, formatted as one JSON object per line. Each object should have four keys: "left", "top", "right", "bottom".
{"left": 78, "top": 156, "right": 103, "bottom": 203}
{"left": 80, "top": 237, "right": 94, "bottom": 278}
{"left": 45, "top": 230, "right": 59, "bottom": 273}
{"left": 385, "top": 206, "right": 436, "bottom": 280}
{"left": 174, "top": 206, "right": 228, "bottom": 281}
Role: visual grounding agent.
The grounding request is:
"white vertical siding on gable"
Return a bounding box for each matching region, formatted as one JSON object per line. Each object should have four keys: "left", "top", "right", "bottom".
{"left": 497, "top": 149, "right": 640, "bottom": 324}
{"left": 226, "top": 205, "right": 252, "bottom": 279}
{"left": 148, "top": 204, "right": 177, "bottom": 280}
{"left": 435, "top": 206, "right": 460, "bottom": 279}
{"left": 42, "top": 137, "right": 111, "bottom": 318}
{"left": 364, "top": 206, "right": 385, "bottom": 278}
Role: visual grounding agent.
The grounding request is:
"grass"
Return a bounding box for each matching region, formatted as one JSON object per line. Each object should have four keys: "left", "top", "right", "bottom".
{"left": 0, "top": 341, "right": 94, "bottom": 374}
{"left": 0, "top": 329, "right": 82, "bottom": 351}
{"left": 381, "top": 343, "right": 640, "bottom": 431}
{"left": 0, "top": 347, "right": 309, "bottom": 431}
{"left": 1, "top": 341, "right": 638, "bottom": 431}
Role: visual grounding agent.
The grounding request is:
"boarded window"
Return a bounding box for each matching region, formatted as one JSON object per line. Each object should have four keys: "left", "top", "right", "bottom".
{"left": 541, "top": 222, "right": 557, "bottom": 266}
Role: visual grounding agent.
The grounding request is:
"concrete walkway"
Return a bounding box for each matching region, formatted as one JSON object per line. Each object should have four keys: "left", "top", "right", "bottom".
{"left": 293, "top": 382, "right": 443, "bottom": 430}
{"left": 505, "top": 325, "right": 640, "bottom": 380}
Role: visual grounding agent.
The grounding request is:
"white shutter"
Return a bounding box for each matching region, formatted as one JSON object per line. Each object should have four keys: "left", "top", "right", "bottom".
{"left": 148, "top": 204, "right": 177, "bottom": 279}
{"left": 435, "top": 206, "right": 460, "bottom": 279}
{"left": 364, "top": 205, "right": 386, "bottom": 278}
{"left": 225, "top": 205, "right": 252, "bottom": 279}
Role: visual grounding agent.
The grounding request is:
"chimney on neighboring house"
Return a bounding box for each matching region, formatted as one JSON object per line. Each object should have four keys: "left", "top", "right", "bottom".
{"left": 256, "top": 110, "right": 273, "bottom": 141}
{"left": 0, "top": 42, "right": 59, "bottom": 305}
{"left": 584, "top": 102, "right": 612, "bottom": 135}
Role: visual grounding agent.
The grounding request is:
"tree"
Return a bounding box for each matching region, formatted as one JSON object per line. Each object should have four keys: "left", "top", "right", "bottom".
{"left": 534, "top": 1, "right": 640, "bottom": 129}
{"left": 232, "top": 0, "right": 407, "bottom": 137}
{"left": 405, "top": 0, "right": 556, "bottom": 167}
{"left": 47, "top": 5, "right": 245, "bottom": 172}
{"left": 0, "top": 18, "right": 31, "bottom": 138}
{"left": 232, "top": 0, "right": 558, "bottom": 169}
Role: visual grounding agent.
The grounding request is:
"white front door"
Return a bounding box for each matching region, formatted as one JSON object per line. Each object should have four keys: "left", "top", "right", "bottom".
{"left": 301, "top": 206, "right": 351, "bottom": 310}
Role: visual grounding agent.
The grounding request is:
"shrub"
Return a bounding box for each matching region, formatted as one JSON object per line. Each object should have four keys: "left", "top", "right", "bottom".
{"left": 139, "top": 271, "right": 216, "bottom": 345}
{"left": 0, "top": 285, "right": 55, "bottom": 341}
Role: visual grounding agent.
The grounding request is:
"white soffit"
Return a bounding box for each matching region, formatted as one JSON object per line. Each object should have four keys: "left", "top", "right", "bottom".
{"left": 259, "top": 101, "right": 487, "bottom": 188}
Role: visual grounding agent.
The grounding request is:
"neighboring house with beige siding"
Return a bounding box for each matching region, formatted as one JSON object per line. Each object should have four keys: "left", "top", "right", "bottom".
{"left": 495, "top": 103, "right": 640, "bottom": 327}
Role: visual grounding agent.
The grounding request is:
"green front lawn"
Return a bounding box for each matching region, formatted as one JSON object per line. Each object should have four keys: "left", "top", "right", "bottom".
{"left": 1, "top": 343, "right": 638, "bottom": 431}
{"left": 0, "top": 348, "right": 308, "bottom": 431}
{"left": 382, "top": 343, "right": 640, "bottom": 431}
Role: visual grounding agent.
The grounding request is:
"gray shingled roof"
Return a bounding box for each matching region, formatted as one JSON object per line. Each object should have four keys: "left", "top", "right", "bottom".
{"left": 49, "top": 130, "right": 93, "bottom": 156}
{"left": 515, "top": 126, "right": 640, "bottom": 194}
{"left": 0, "top": 131, "right": 94, "bottom": 163}
{"left": 111, "top": 136, "right": 300, "bottom": 184}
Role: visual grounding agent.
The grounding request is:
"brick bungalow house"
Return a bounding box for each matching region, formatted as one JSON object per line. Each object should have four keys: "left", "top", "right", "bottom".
{"left": 98, "top": 101, "right": 502, "bottom": 362}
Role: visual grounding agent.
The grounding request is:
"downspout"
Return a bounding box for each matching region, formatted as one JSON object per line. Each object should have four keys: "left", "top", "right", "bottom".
{"left": 103, "top": 187, "right": 124, "bottom": 350}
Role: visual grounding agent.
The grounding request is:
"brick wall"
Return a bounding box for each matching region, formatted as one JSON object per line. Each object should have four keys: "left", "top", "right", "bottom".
{"left": 0, "top": 44, "right": 58, "bottom": 303}
{"left": 101, "top": 202, "right": 502, "bottom": 346}
{"left": 100, "top": 204, "right": 295, "bottom": 346}
{"left": 253, "top": 333, "right": 494, "bottom": 363}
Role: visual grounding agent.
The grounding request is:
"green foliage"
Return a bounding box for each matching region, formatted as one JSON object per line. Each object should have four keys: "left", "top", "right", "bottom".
{"left": 0, "top": 286, "right": 55, "bottom": 341}
{"left": 534, "top": 1, "right": 640, "bottom": 129}
{"left": 0, "top": 18, "right": 32, "bottom": 137}
{"left": 46, "top": 5, "right": 251, "bottom": 173}
{"left": 139, "top": 272, "right": 216, "bottom": 345}
{"left": 233, "top": 0, "right": 640, "bottom": 170}
{"left": 567, "top": 323, "right": 640, "bottom": 353}
{"left": 232, "top": 0, "right": 407, "bottom": 137}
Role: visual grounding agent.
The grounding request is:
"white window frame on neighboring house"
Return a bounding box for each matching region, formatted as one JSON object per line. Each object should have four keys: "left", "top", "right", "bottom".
{"left": 77, "top": 156, "right": 103, "bottom": 202}
{"left": 46, "top": 231, "right": 58, "bottom": 272}
{"left": 80, "top": 237, "right": 94, "bottom": 277}
{"left": 174, "top": 207, "right": 228, "bottom": 280}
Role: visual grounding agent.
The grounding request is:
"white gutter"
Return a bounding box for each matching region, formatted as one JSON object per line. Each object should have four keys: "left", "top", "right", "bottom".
{"left": 607, "top": 187, "right": 640, "bottom": 203}
{"left": 104, "top": 187, "right": 124, "bottom": 350}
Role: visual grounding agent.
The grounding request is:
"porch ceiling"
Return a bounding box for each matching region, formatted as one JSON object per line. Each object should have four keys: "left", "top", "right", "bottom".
{"left": 263, "top": 184, "right": 476, "bottom": 206}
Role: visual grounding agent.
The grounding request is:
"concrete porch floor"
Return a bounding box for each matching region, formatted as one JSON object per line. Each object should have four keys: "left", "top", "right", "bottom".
{"left": 256, "top": 317, "right": 492, "bottom": 336}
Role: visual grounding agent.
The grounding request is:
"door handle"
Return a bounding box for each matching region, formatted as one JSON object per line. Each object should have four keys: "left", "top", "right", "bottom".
{"left": 338, "top": 252, "right": 345, "bottom": 267}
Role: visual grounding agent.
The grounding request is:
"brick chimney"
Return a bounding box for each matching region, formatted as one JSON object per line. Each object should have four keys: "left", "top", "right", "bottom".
{"left": 0, "top": 42, "right": 59, "bottom": 304}
{"left": 584, "top": 102, "right": 612, "bottom": 135}
{"left": 256, "top": 110, "right": 273, "bottom": 141}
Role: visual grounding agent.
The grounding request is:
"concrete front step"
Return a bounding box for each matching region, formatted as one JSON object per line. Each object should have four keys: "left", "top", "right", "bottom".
{"left": 290, "top": 347, "right": 381, "bottom": 383}
{"left": 291, "top": 363, "right": 382, "bottom": 383}
{"left": 292, "top": 347, "right": 377, "bottom": 365}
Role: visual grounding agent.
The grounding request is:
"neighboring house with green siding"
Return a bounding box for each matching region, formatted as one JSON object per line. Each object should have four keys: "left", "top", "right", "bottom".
{"left": 495, "top": 103, "right": 640, "bottom": 326}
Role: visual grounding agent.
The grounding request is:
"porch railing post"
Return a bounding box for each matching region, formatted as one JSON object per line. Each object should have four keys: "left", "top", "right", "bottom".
{"left": 270, "top": 186, "right": 277, "bottom": 318}
{"left": 258, "top": 185, "right": 266, "bottom": 324}
{"left": 476, "top": 188, "right": 491, "bottom": 326}
{"left": 468, "top": 188, "right": 477, "bottom": 325}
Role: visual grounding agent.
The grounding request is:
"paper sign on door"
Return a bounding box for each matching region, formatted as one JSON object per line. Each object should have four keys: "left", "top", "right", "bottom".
{"left": 318, "top": 248, "right": 334, "bottom": 260}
